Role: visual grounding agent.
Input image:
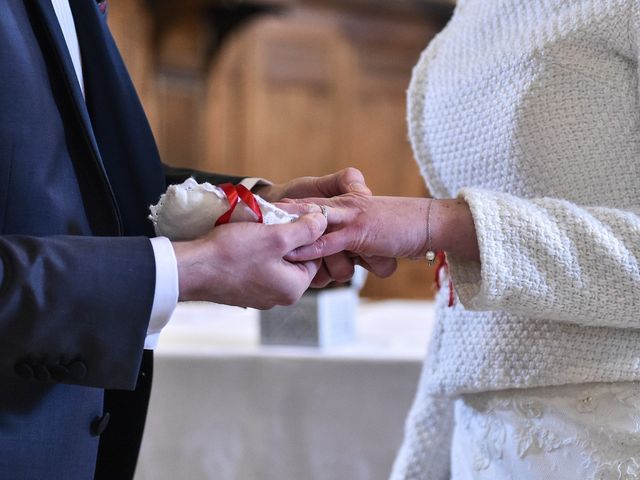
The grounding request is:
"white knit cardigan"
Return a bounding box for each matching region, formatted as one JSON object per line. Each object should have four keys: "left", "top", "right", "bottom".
{"left": 391, "top": 1, "right": 640, "bottom": 478}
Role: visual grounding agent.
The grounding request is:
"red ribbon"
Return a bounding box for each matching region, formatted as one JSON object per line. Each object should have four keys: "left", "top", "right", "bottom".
{"left": 215, "top": 183, "right": 264, "bottom": 226}
{"left": 236, "top": 184, "right": 264, "bottom": 224}
{"left": 434, "top": 251, "right": 455, "bottom": 307}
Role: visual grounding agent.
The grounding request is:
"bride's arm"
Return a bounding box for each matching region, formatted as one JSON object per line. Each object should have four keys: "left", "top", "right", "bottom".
{"left": 430, "top": 199, "right": 480, "bottom": 262}
{"left": 290, "top": 189, "right": 640, "bottom": 330}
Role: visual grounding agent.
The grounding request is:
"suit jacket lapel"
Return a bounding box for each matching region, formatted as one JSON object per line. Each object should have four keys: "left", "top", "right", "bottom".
{"left": 70, "top": 0, "right": 166, "bottom": 237}
{"left": 31, "top": 1, "right": 89, "bottom": 130}
{"left": 29, "top": 0, "right": 123, "bottom": 235}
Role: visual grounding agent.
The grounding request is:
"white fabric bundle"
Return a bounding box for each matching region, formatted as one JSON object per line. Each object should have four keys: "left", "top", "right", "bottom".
{"left": 149, "top": 178, "right": 296, "bottom": 241}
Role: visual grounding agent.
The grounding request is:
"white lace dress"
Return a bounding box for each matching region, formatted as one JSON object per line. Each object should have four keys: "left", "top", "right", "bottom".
{"left": 451, "top": 383, "right": 640, "bottom": 480}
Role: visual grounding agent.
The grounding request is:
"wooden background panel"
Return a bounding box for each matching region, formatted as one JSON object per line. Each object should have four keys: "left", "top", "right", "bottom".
{"left": 155, "top": 74, "right": 205, "bottom": 169}
{"left": 203, "top": 34, "right": 252, "bottom": 174}
{"left": 204, "top": 10, "right": 353, "bottom": 181}
{"left": 107, "top": 0, "right": 159, "bottom": 133}
{"left": 250, "top": 25, "right": 342, "bottom": 180}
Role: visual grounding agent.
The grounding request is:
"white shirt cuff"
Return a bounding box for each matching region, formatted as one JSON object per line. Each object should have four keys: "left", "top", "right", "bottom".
{"left": 145, "top": 237, "right": 179, "bottom": 349}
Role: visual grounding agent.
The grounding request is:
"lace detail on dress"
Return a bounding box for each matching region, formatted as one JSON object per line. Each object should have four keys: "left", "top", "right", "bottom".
{"left": 452, "top": 383, "right": 640, "bottom": 480}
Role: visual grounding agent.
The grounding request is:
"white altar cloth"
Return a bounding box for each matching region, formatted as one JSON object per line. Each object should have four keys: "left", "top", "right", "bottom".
{"left": 134, "top": 300, "right": 434, "bottom": 480}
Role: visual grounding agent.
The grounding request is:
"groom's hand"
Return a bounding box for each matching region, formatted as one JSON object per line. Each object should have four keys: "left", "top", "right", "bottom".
{"left": 172, "top": 213, "right": 326, "bottom": 309}
{"left": 255, "top": 168, "right": 394, "bottom": 286}
{"left": 252, "top": 167, "right": 372, "bottom": 203}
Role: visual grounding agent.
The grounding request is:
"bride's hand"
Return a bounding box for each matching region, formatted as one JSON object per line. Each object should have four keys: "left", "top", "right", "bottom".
{"left": 285, "top": 195, "right": 434, "bottom": 260}
{"left": 282, "top": 194, "right": 480, "bottom": 264}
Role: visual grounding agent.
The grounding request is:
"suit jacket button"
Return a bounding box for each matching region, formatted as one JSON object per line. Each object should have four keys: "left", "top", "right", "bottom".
{"left": 14, "top": 362, "right": 34, "bottom": 380}
{"left": 90, "top": 412, "right": 110, "bottom": 437}
{"left": 50, "top": 364, "right": 70, "bottom": 382}
{"left": 68, "top": 360, "right": 87, "bottom": 380}
{"left": 34, "top": 364, "right": 51, "bottom": 382}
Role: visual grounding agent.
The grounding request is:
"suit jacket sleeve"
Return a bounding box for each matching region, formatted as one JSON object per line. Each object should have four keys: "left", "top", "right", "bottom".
{"left": 0, "top": 235, "right": 156, "bottom": 390}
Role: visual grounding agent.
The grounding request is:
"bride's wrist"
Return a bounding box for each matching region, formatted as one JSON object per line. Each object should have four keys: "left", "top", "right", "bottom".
{"left": 430, "top": 199, "right": 480, "bottom": 262}
{"left": 406, "top": 197, "right": 434, "bottom": 258}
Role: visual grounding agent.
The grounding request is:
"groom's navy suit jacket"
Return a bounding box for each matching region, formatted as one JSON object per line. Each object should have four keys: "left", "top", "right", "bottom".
{"left": 0, "top": 1, "right": 241, "bottom": 478}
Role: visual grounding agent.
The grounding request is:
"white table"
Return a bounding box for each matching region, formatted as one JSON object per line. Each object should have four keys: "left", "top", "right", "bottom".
{"left": 135, "top": 300, "right": 434, "bottom": 480}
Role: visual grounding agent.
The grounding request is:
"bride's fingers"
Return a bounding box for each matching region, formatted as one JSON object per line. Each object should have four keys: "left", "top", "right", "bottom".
{"left": 276, "top": 203, "right": 353, "bottom": 226}
{"left": 322, "top": 252, "right": 356, "bottom": 283}
{"left": 278, "top": 197, "right": 327, "bottom": 205}
{"left": 318, "top": 206, "right": 353, "bottom": 224}
{"left": 275, "top": 202, "right": 322, "bottom": 216}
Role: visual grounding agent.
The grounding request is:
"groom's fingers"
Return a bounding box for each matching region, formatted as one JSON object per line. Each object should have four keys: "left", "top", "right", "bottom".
{"left": 291, "top": 258, "right": 322, "bottom": 282}
{"left": 282, "top": 168, "right": 371, "bottom": 199}
{"left": 356, "top": 255, "right": 397, "bottom": 279}
{"left": 318, "top": 167, "right": 372, "bottom": 197}
{"left": 275, "top": 213, "right": 327, "bottom": 253}
{"left": 323, "top": 253, "right": 355, "bottom": 283}
{"left": 310, "top": 262, "right": 333, "bottom": 288}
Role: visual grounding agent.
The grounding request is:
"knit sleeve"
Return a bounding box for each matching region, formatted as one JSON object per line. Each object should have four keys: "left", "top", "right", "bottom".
{"left": 447, "top": 188, "right": 640, "bottom": 329}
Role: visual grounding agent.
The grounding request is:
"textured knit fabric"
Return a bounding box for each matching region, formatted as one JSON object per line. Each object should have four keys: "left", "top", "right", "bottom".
{"left": 391, "top": 1, "right": 640, "bottom": 478}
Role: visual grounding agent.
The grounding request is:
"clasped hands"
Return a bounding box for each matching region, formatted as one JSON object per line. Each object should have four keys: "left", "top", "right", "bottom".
{"left": 172, "top": 168, "right": 479, "bottom": 310}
